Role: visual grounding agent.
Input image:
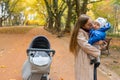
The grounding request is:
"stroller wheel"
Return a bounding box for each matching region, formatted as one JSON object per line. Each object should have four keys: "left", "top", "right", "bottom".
{"left": 41, "top": 75, "right": 49, "bottom": 80}
{"left": 41, "top": 76, "right": 47, "bottom": 80}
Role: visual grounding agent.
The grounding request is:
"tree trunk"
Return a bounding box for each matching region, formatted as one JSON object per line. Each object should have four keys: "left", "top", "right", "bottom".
{"left": 48, "top": 16, "right": 54, "bottom": 31}
{"left": 56, "top": 15, "right": 63, "bottom": 37}
{"left": 80, "top": 0, "right": 89, "bottom": 15}
{"left": 75, "top": 0, "right": 80, "bottom": 17}
{"left": 0, "top": 18, "right": 2, "bottom": 27}
{"left": 54, "top": 14, "right": 61, "bottom": 32}
{"left": 114, "top": 6, "right": 119, "bottom": 34}
{"left": 44, "top": 16, "right": 54, "bottom": 32}
{"left": 44, "top": 0, "right": 54, "bottom": 32}
{"left": 44, "top": 0, "right": 66, "bottom": 36}
{"left": 65, "top": 4, "right": 72, "bottom": 33}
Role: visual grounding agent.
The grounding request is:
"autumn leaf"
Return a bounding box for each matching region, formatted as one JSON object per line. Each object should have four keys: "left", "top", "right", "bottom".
{"left": 9, "top": 79, "right": 16, "bottom": 80}
{"left": 0, "top": 65, "right": 7, "bottom": 68}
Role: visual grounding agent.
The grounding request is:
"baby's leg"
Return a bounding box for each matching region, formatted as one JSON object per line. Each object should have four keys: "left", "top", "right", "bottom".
{"left": 94, "top": 56, "right": 100, "bottom": 68}
{"left": 96, "top": 56, "right": 100, "bottom": 63}
{"left": 89, "top": 55, "right": 96, "bottom": 65}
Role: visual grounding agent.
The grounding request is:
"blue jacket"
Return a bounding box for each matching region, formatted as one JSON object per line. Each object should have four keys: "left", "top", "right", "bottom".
{"left": 88, "top": 23, "right": 111, "bottom": 45}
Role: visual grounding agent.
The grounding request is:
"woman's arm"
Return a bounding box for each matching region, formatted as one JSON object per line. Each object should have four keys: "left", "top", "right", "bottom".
{"left": 77, "top": 32, "right": 100, "bottom": 58}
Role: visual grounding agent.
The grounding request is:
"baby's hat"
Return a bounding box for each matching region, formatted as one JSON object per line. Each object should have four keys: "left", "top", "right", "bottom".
{"left": 95, "top": 17, "right": 107, "bottom": 27}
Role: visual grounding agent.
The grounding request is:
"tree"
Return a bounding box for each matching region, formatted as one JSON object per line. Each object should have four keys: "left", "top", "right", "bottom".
{"left": 63, "top": 0, "right": 89, "bottom": 33}
{"left": 64, "top": 0, "right": 75, "bottom": 33}
{"left": 0, "top": 0, "right": 19, "bottom": 27}
{"left": 53, "top": 0, "right": 67, "bottom": 33}
{"left": 112, "top": 0, "right": 120, "bottom": 33}
{"left": 44, "top": 0, "right": 67, "bottom": 34}
{"left": 80, "top": 0, "right": 89, "bottom": 15}
{"left": 44, "top": 0, "right": 54, "bottom": 31}
{"left": 75, "top": 0, "right": 80, "bottom": 17}
{"left": 43, "top": 0, "right": 105, "bottom": 36}
{"left": 64, "top": 0, "right": 101, "bottom": 33}
{"left": 91, "top": 0, "right": 120, "bottom": 34}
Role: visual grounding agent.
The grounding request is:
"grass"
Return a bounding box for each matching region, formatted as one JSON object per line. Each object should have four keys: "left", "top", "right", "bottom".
{"left": 0, "top": 26, "right": 34, "bottom": 34}
{"left": 111, "top": 65, "right": 120, "bottom": 69}
{"left": 110, "top": 45, "right": 120, "bottom": 51}
{"left": 107, "top": 33, "right": 120, "bottom": 38}
{"left": 111, "top": 65, "right": 120, "bottom": 76}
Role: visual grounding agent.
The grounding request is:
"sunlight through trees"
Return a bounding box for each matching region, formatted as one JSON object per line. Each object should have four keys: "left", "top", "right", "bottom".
{"left": 0, "top": 0, "right": 120, "bottom": 36}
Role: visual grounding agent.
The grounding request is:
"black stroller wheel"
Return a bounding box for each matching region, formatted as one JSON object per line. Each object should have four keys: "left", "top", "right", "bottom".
{"left": 41, "top": 77, "right": 47, "bottom": 80}
{"left": 41, "top": 76, "right": 47, "bottom": 80}
{"left": 41, "top": 74, "right": 50, "bottom": 80}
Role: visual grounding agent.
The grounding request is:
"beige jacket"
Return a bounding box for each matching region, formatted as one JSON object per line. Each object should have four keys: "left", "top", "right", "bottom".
{"left": 75, "top": 29, "right": 100, "bottom": 80}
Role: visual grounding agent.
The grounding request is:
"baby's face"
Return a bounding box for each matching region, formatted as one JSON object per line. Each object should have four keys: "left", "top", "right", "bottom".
{"left": 93, "top": 22, "right": 100, "bottom": 30}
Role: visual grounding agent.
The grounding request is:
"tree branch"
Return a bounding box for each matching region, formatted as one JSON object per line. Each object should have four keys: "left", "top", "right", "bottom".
{"left": 88, "top": 0, "right": 103, "bottom": 4}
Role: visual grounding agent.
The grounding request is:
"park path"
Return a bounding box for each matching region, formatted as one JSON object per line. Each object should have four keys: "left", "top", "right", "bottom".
{"left": 0, "top": 27, "right": 110, "bottom": 80}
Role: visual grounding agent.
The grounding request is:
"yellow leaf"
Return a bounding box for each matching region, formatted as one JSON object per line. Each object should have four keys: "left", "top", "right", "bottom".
{"left": 9, "top": 79, "right": 16, "bottom": 80}
{"left": 0, "top": 65, "right": 7, "bottom": 68}
{"left": 60, "top": 77, "right": 64, "bottom": 80}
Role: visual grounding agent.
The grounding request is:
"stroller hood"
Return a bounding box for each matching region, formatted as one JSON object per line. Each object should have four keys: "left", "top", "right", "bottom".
{"left": 28, "top": 36, "right": 50, "bottom": 49}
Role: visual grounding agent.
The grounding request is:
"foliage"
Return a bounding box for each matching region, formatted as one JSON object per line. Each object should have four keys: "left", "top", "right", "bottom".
{"left": 0, "top": 0, "right": 19, "bottom": 26}
{"left": 110, "top": 45, "right": 120, "bottom": 51}
{"left": 107, "top": 33, "right": 120, "bottom": 38}
{"left": 0, "top": 0, "right": 47, "bottom": 26}
{"left": 44, "top": 0, "right": 67, "bottom": 34}
{"left": 91, "top": 0, "right": 114, "bottom": 24}
{"left": 21, "top": 0, "right": 47, "bottom": 26}
{"left": 43, "top": 0, "right": 93, "bottom": 35}
{"left": 112, "top": 0, "right": 120, "bottom": 5}
{"left": 1, "top": 0, "right": 119, "bottom": 36}
{"left": 91, "top": 0, "right": 120, "bottom": 34}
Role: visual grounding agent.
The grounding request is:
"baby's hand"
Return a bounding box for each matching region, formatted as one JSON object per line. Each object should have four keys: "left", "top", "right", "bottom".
{"left": 105, "top": 22, "right": 111, "bottom": 28}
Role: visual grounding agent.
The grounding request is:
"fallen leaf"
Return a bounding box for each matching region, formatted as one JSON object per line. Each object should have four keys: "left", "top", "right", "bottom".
{"left": 0, "top": 65, "right": 7, "bottom": 68}
{"left": 9, "top": 79, "right": 16, "bottom": 80}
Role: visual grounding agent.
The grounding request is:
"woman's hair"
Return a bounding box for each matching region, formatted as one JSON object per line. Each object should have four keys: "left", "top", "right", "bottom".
{"left": 69, "top": 14, "right": 90, "bottom": 55}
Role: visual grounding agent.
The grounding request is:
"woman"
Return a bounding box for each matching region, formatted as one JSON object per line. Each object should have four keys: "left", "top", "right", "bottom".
{"left": 69, "top": 14, "right": 101, "bottom": 80}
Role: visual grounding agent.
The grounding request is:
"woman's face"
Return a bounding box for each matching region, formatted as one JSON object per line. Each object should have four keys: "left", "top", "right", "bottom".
{"left": 84, "top": 18, "right": 93, "bottom": 30}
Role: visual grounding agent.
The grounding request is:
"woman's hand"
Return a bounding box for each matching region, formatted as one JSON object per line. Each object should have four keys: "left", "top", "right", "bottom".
{"left": 100, "top": 41, "right": 108, "bottom": 50}
{"left": 94, "top": 40, "right": 104, "bottom": 45}
{"left": 95, "top": 40, "right": 108, "bottom": 50}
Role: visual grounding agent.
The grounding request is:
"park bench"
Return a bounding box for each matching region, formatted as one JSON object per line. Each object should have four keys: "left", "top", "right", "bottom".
{"left": 101, "top": 38, "right": 112, "bottom": 55}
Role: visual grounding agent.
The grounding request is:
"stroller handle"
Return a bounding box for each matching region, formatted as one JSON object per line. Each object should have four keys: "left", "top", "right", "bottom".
{"left": 27, "top": 48, "right": 55, "bottom": 56}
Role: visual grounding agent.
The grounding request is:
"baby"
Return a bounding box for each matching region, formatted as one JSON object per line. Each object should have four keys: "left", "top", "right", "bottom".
{"left": 88, "top": 17, "right": 111, "bottom": 65}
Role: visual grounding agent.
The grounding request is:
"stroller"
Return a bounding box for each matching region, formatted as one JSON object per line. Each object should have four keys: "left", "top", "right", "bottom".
{"left": 22, "top": 36, "right": 55, "bottom": 80}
